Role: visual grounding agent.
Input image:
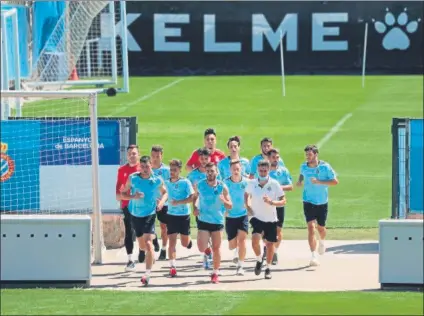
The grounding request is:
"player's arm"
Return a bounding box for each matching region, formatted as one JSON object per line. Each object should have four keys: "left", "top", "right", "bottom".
{"left": 192, "top": 185, "right": 199, "bottom": 216}
{"left": 268, "top": 195, "right": 286, "bottom": 207}
{"left": 120, "top": 177, "right": 142, "bottom": 200}
{"left": 281, "top": 170, "right": 293, "bottom": 191}
{"left": 220, "top": 186, "right": 233, "bottom": 210}
{"left": 173, "top": 182, "right": 195, "bottom": 205}
{"left": 158, "top": 181, "right": 168, "bottom": 205}
{"left": 311, "top": 165, "right": 339, "bottom": 186}
{"left": 296, "top": 172, "right": 304, "bottom": 187}
{"left": 115, "top": 169, "right": 126, "bottom": 201}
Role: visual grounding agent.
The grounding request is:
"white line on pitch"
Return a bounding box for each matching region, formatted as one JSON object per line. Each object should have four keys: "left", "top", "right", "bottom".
{"left": 316, "top": 113, "right": 353, "bottom": 148}
{"left": 108, "top": 78, "right": 185, "bottom": 116}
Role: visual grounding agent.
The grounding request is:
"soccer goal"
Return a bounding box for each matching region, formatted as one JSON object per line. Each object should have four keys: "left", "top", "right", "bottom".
{"left": 14, "top": 0, "right": 129, "bottom": 94}
{"left": 1, "top": 90, "right": 104, "bottom": 287}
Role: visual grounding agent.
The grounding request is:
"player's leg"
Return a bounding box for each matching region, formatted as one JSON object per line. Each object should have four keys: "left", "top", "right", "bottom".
{"left": 180, "top": 215, "right": 193, "bottom": 249}
{"left": 158, "top": 206, "right": 169, "bottom": 260}
{"left": 316, "top": 204, "right": 329, "bottom": 255}
{"left": 167, "top": 215, "right": 178, "bottom": 277}
{"left": 250, "top": 218, "right": 265, "bottom": 276}
{"left": 273, "top": 207, "right": 285, "bottom": 265}
{"left": 226, "top": 217, "right": 239, "bottom": 265}
{"left": 131, "top": 216, "right": 145, "bottom": 269}
{"left": 210, "top": 228, "right": 223, "bottom": 284}
{"left": 263, "top": 222, "right": 277, "bottom": 279}
{"left": 303, "top": 202, "right": 319, "bottom": 266}
{"left": 140, "top": 215, "right": 156, "bottom": 286}
{"left": 122, "top": 207, "right": 136, "bottom": 271}
{"left": 235, "top": 216, "right": 248, "bottom": 275}
{"left": 197, "top": 218, "right": 212, "bottom": 269}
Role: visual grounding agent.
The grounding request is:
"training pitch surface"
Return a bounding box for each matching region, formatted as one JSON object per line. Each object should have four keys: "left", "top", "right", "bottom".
{"left": 90, "top": 240, "right": 380, "bottom": 291}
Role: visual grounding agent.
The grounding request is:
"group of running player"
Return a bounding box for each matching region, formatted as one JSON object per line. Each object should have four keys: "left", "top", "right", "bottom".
{"left": 116, "top": 128, "right": 339, "bottom": 286}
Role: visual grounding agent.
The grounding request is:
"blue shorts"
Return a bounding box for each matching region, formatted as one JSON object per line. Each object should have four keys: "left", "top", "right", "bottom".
{"left": 225, "top": 215, "right": 248, "bottom": 241}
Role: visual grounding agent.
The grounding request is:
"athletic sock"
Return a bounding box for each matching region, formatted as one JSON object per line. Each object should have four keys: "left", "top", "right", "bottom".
{"left": 213, "top": 269, "right": 219, "bottom": 275}
{"left": 238, "top": 260, "right": 244, "bottom": 267}
{"left": 146, "top": 269, "right": 151, "bottom": 276}
{"left": 233, "top": 248, "right": 238, "bottom": 257}
{"left": 256, "top": 255, "right": 262, "bottom": 262}
{"left": 128, "top": 254, "right": 132, "bottom": 261}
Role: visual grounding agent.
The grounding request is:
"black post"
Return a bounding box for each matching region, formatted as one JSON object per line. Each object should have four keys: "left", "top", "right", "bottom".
{"left": 391, "top": 118, "right": 400, "bottom": 219}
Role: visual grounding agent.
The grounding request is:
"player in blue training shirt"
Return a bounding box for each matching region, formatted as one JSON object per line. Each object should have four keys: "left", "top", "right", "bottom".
{"left": 296, "top": 145, "right": 338, "bottom": 267}
{"left": 267, "top": 148, "right": 293, "bottom": 265}
{"left": 249, "top": 137, "right": 285, "bottom": 179}
{"left": 164, "top": 159, "right": 195, "bottom": 278}
{"left": 121, "top": 155, "right": 168, "bottom": 286}
{"left": 151, "top": 145, "right": 171, "bottom": 260}
{"left": 193, "top": 162, "right": 232, "bottom": 284}
{"left": 218, "top": 136, "right": 250, "bottom": 179}
{"left": 223, "top": 159, "right": 249, "bottom": 276}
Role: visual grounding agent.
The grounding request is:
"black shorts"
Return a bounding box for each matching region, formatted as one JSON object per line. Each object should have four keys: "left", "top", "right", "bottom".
{"left": 197, "top": 219, "right": 224, "bottom": 233}
{"left": 250, "top": 217, "right": 277, "bottom": 243}
{"left": 157, "top": 205, "right": 168, "bottom": 224}
{"left": 276, "top": 207, "right": 285, "bottom": 228}
{"left": 303, "top": 202, "right": 328, "bottom": 227}
{"left": 167, "top": 214, "right": 191, "bottom": 236}
{"left": 131, "top": 214, "right": 156, "bottom": 238}
{"left": 225, "top": 215, "right": 249, "bottom": 241}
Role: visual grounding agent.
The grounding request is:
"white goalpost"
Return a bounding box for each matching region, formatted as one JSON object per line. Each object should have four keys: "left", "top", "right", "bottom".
{"left": 1, "top": 90, "right": 104, "bottom": 287}
{"left": 17, "top": 1, "right": 130, "bottom": 94}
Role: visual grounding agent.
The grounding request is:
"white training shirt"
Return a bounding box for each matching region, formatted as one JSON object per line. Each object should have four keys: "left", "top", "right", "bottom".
{"left": 245, "top": 178, "right": 285, "bottom": 223}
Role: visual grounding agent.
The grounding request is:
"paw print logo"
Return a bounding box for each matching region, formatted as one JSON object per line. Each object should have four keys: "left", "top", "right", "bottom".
{"left": 373, "top": 8, "right": 421, "bottom": 51}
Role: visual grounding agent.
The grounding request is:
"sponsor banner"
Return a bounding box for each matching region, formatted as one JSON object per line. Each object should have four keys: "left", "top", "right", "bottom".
{"left": 1, "top": 121, "right": 41, "bottom": 211}
{"left": 120, "top": 1, "right": 423, "bottom": 75}
{"left": 40, "top": 120, "right": 120, "bottom": 166}
{"left": 409, "top": 119, "right": 423, "bottom": 213}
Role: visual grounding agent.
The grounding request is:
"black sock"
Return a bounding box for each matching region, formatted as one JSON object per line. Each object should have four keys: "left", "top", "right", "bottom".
{"left": 187, "top": 240, "right": 193, "bottom": 249}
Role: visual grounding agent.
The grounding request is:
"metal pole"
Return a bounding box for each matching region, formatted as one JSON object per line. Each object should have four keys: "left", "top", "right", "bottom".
{"left": 89, "top": 93, "right": 103, "bottom": 264}
{"left": 120, "top": 0, "right": 130, "bottom": 93}
{"left": 12, "top": 11, "right": 22, "bottom": 116}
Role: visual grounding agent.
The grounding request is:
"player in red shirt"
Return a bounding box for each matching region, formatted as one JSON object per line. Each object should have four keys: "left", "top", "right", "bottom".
{"left": 116, "top": 145, "right": 160, "bottom": 271}
{"left": 185, "top": 128, "right": 226, "bottom": 172}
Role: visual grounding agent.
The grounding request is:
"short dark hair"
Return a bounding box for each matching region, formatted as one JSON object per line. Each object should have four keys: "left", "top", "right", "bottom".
{"left": 140, "top": 156, "right": 151, "bottom": 164}
{"left": 227, "top": 136, "right": 241, "bottom": 148}
{"left": 260, "top": 137, "right": 273, "bottom": 145}
{"left": 257, "top": 159, "right": 270, "bottom": 168}
{"left": 267, "top": 148, "right": 279, "bottom": 156}
{"left": 169, "top": 159, "right": 182, "bottom": 169}
{"left": 230, "top": 159, "right": 241, "bottom": 166}
{"left": 197, "top": 147, "right": 211, "bottom": 157}
{"left": 204, "top": 128, "right": 216, "bottom": 137}
{"left": 127, "top": 144, "right": 139, "bottom": 151}
{"left": 151, "top": 145, "right": 163, "bottom": 153}
{"left": 205, "top": 162, "right": 216, "bottom": 169}
{"left": 304, "top": 144, "right": 319, "bottom": 154}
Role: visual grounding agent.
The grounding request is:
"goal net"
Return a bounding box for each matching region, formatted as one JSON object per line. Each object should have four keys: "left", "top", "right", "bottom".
{"left": 0, "top": 90, "right": 104, "bottom": 264}
{"left": 14, "top": 1, "right": 129, "bottom": 93}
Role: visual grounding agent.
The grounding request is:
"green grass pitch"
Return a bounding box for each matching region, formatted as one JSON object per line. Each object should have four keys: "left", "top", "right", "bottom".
{"left": 5, "top": 75, "right": 422, "bottom": 315}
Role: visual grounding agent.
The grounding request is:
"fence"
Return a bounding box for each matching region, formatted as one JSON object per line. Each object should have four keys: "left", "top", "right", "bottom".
{"left": 392, "top": 118, "right": 424, "bottom": 219}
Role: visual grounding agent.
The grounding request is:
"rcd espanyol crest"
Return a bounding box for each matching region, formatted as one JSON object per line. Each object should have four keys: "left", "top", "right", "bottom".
{"left": 1, "top": 142, "right": 15, "bottom": 182}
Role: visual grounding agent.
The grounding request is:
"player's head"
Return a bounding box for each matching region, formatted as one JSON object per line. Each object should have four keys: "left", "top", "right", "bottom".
{"left": 197, "top": 147, "right": 211, "bottom": 168}
{"left": 230, "top": 159, "right": 242, "bottom": 177}
{"left": 260, "top": 137, "right": 273, "bottom": 155}
{"left": 267, "top": 148, "right": 280, "bottom": 167}
{"left": 169, "top": 159, "right": 182, "bottom": 179}
{"left": 204, "top": 128, "right": 217, "bottom": 150}
{"left": 304, "top": 145, "right": 319, "bottom": 163}
{"left": 150, "top": 145, "right": 163, "bottom": 165}
{"left": 205, "top": 162, "right": 218, "bottom": 181}
{"left": 227, "top": 136, "right": 241, "bottom": 155}
{"left": 126, "top": 144, "right": 140, "bottom": 166}
{"left": 139, "top": 155, "right": 152, "bottom": 176}
{"left": 257, "top": 159, "right": 270, "bottom": 180}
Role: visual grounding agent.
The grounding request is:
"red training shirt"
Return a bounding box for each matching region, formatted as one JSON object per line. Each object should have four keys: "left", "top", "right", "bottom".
{"left": 186, "top": 149, "right": 226, "bottom": 169}
{"left": 116, "top": 163, "right": 141, "bottom": 209}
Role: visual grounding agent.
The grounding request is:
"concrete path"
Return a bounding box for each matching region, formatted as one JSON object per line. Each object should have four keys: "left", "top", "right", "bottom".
{"left": 90, "top": 240, "right": 380, "bottom": 291}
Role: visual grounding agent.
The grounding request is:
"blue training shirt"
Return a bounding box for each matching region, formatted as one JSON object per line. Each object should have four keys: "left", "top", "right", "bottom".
{"left": 165, "top": 177, "right": 194, "bottom": 216}
{"left": 269, "top": 166, "right": 292, "bottom": 186}
{"left": 187, "top": 168, "right": 221, "bottom": 188}
{"left": 197, "top": 179, "right": 227, "bottom": 225}
{"left": 152, "top": 163, "right": 170, "bottom": 206}
{"left": 223, "top": 177, "right": 249, "bottom": 218}
{"left": 218, "top": 156, "right": 251, "bottom": 179}
{"left": 250, "top": 154, "right": 285, "bottom": 177}
{"left": 128, "top": 173, "right": 163, "bottom": 217}
{"left": 300, "top": 160, "right": 337, "bottom": 205}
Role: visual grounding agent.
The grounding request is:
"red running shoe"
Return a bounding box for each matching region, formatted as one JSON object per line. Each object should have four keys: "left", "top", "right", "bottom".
{"left": 170, "top": 267, "right": 177, "bottom": 277}
{"left": 211, "top": 273, "right": 219, "bottom": 284}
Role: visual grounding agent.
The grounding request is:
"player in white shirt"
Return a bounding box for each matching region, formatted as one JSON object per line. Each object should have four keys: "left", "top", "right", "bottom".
{"left": 244, "top": 160, "right": 286, "bottom": 279}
